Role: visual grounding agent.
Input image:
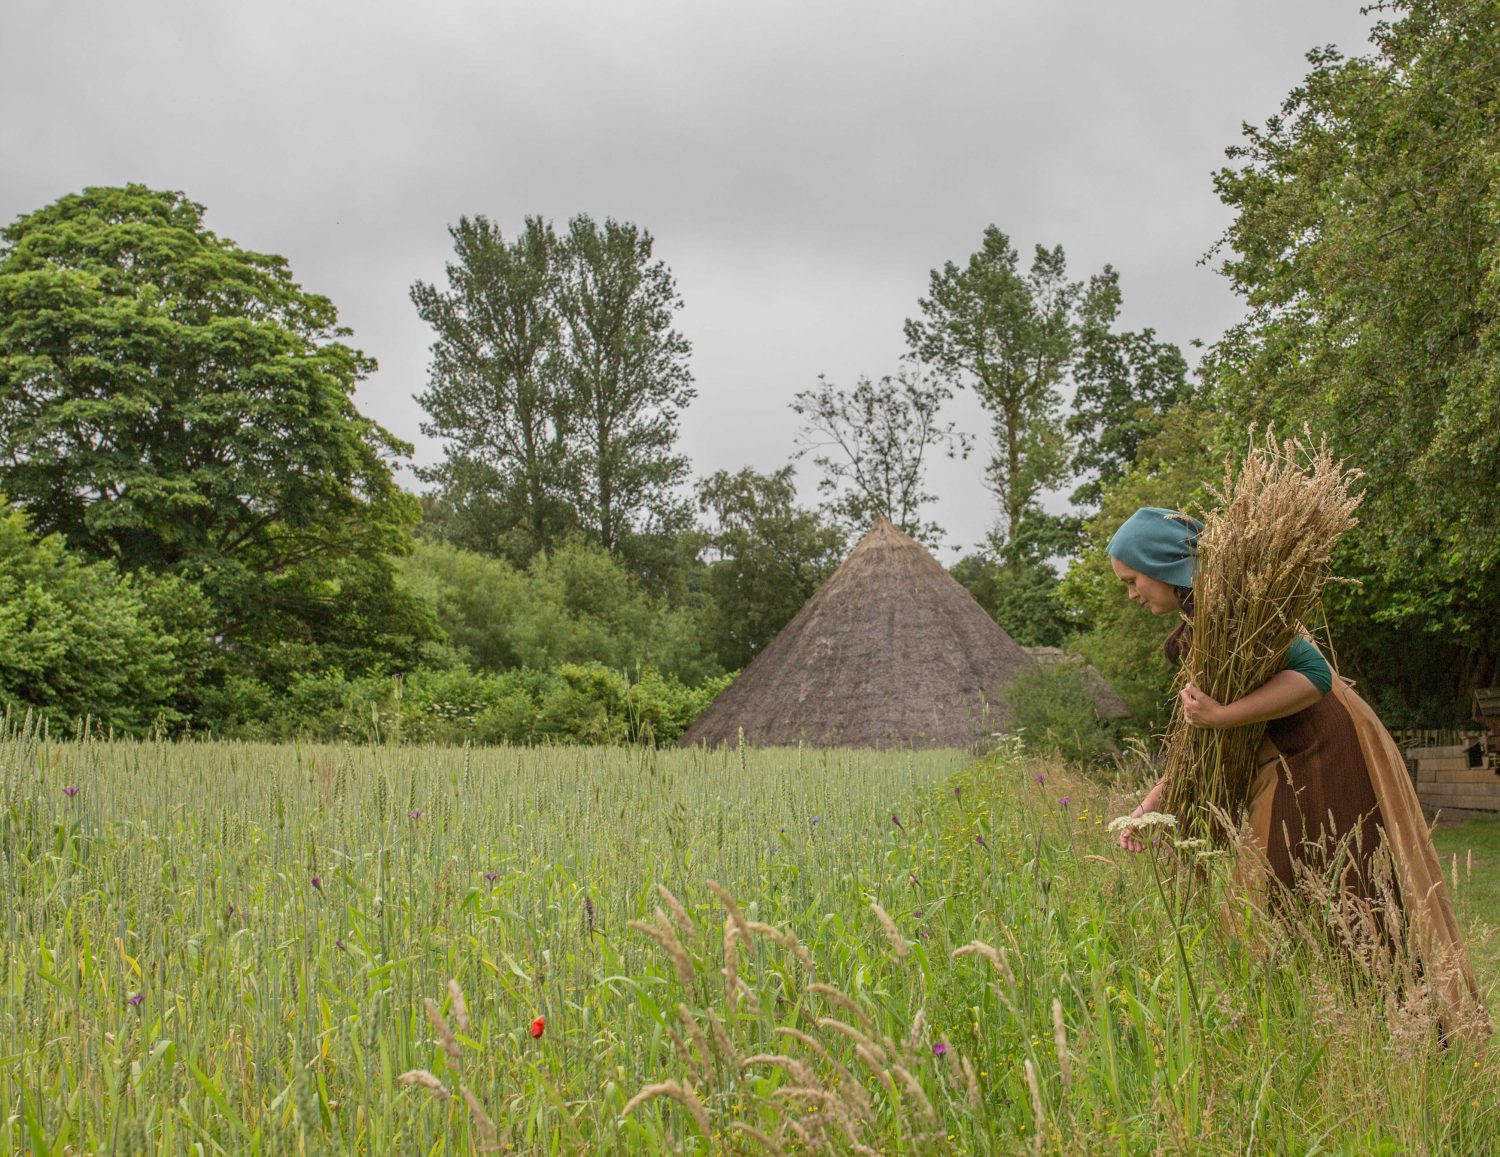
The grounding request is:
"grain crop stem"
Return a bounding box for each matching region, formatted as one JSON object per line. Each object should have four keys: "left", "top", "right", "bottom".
{"left": 1147, "top": 842, "right": 1201, "bottom": 1030}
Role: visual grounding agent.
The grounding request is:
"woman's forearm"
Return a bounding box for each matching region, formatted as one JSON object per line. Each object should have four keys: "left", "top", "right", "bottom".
{"left": 1180, "top": 670, "right": 1324, "bottom": 729}
{"left": 1214, "top": 670, "right": 1324, "bottom": 727}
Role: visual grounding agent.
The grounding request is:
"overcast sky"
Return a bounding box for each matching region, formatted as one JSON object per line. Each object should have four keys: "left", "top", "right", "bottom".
{"left": 1, "top": 1, "right": 1378, "bottom": 559}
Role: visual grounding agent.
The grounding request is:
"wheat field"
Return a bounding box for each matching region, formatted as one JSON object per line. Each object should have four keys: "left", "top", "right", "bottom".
{"left": 3, "top": 725, "right": 1497, "bottom": 1153}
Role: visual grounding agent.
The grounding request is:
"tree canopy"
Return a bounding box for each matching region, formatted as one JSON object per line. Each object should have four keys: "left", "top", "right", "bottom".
{"left": 0, "top": 185, "right": 432, "bottom": 722}
{"left": 1207, "top": 0, "right": 1500, "bottom": 703}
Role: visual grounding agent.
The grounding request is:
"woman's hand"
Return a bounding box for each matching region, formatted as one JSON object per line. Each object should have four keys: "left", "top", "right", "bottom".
{"left": 1180, "top": 682, "right": 1227, "bottom": 728}
{"left": 1116, "top": 775, "right": 1168, "bottom": 852}
{"left": 1116, "top": 813, "right": 1147, "bottom": 853}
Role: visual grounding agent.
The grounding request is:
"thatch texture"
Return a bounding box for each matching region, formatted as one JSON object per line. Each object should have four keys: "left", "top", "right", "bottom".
{"left": 1024, "top": 647, "right": 1131, "bottom": 720}
{"left": 680, "top": 518, "right": 1036, "bottom": 749}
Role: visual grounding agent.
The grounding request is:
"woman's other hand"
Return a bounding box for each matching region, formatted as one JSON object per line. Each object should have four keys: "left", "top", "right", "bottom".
{"left": 1180, "top": 682, "right": 1226, "bottom": 728}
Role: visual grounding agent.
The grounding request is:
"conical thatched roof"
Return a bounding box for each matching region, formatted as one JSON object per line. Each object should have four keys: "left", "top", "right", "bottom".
{"left": 681, "top": 518, "right": 1036, "bottom": 749}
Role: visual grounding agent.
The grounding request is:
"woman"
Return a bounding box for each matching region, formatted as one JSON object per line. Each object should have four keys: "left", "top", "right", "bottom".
{"left": 1108, "top": 506, "right": 1484, "bottom": 1032}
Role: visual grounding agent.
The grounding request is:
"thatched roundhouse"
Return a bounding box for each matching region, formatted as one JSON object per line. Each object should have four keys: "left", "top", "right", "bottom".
{"left": 680, "top": 517, "right": 1036, "bottom": 749}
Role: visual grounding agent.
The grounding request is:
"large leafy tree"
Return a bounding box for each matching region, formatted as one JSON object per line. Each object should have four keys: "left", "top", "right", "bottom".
{"left": 411, "top": 216, "right": 575, "bottom": 564}
{"left": 1067, "top": 268, "right": 1194, "bottom": 509}
{"left": 1208, "top": 0, "right": 1500, "bottom": 709}
{"left": 791, "top": 359, "right": 971, "bottom": 548}
{"left": 905, "top": 227, "right": 1111, "bottom": 559}
{"left": 0, "top": 185, "right": 430, "bottom": 708}
{"left": 555, "top": 215, "right": 695, "bottom": 558}
{"left": 696, "top": 466, "right": 845, "bottom": 670}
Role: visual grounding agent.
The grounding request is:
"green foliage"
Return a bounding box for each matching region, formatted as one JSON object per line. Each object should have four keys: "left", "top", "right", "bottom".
{"left": 696, "top": 466, "right": 845, "bottom": 670}
{"left": 228, "top": 661, "right": 731, "bottom": 746}
{"left": 1002, "top": 660, "right": 1122, "bottom": 772}
{"left": 905, "top": 227, "right": 1112, "bottom": 556}
{"left": 1068, "top": 267, "right": 1194, "bottom": 509}
{"left": 413, "top": 213, "right": 696, "bottom": 576}
{"left": 1208, "top": 0, "right": 1500, "bottom": 702}
{"left": 0, "top": 184, "right": 431, "bottom": 713}
{"left": 0, "top": 504, "right": 181, "bottom": 733}
{"left": 791, "top": 359, "right": 971, "bottom": 548}
{"left": 399, "top": 537, "right": 718, "bottom": 684}
{"left": 6, "top": 733, "right": 1495, "bottom": 1152}
{"left": 411, "top": 216, "right": 576, "bottom": 563}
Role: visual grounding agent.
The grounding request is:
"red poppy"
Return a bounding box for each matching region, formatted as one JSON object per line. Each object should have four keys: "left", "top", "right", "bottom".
{"left": 530, "top": 1016, "right": 546, "bottom": 1039}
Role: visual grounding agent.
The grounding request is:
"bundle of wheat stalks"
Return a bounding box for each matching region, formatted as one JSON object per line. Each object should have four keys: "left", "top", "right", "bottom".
{"left": 1161, "top": 429, "right": 1362, "bottom": 838}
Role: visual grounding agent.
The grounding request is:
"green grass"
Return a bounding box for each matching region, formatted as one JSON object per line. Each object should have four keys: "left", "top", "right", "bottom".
{"left": 2, "top": 727, "right": 1497, "bottom": 1153}
{"left": 1431, "top": 818, "right": 1500, "bottom": 984}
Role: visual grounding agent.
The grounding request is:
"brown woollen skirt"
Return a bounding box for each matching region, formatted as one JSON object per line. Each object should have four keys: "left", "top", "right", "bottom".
{"left": 1243, "top": 679, "right": 1486, "bottom": 1036}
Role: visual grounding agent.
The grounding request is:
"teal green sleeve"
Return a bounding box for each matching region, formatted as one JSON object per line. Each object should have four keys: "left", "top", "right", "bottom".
{"left": 1283, "top": 637, "right": 1333, "bottom": 695}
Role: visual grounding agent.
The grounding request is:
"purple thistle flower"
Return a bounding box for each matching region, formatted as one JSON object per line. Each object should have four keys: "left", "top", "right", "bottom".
{"left": 484, "top": 872, "right": 499, "bottom": 884}
{"left": 933, "top": 1041, "right": 948, "bottom": 1057}
{"left": 311, "top": 875, "right": 322, "bottom": 891}
{"left": 975, "top": 834, "right": 987, "bottom": 848}
{"left": 891, "top": 813, "right": 904, "bottom": 831}
{"left": 408, "top": 809, "right": 423, "bottom": 820}
{"left": 335, "top": 939, "right": 346, "bottom": 952}
{"left": 62, "top": 785, "right": 79, "bottom": 798}
{"left": 1034, "top": 773, "right": 1046, "bottom": 785}
{"left": 953, "top": 786, "right": 962, "bottom": 803}
{"left": 913, "top": 909, "right": 924, "bottom": 919}
{"left": 1059, "top": 796, "right": 1072, "bottom": 807}
{"left": 127, "top": 992, "right": 144, "bottom": 1007}
{"left": 226, "top": 904, "right": 235, "bottom": 920}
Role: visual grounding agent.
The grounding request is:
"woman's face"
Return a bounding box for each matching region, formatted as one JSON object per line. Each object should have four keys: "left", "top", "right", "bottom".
{"left": 1109, "top": 557, "right": 1181, "bottom": 616}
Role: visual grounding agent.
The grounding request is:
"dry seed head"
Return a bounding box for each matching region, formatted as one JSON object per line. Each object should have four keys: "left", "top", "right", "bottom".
{"left": 890, "top": 1062, "right": 937, "bottom": 1124}
{"left": 706, "top": 1009, "right": 739, "bottom": 1068}
{"left": 723, "top": 918, "right": 740, "bottom": 1010}
{"left": 907, "top": 1008, "right": 927, "bottom": 1052}
{"left": 809, "top": 983, "right": 874, "bottom": 1031}
{"left": 730, "top": 1121, "right": 787, "bottom": 1156}
{"left": 817, "top": 1016, "right": 884, "bottom": 1060}
{"left": 657, "top": 883, "right": 697, "bottom": 943}
{"left": 743, "top": 1053, "right": 818, "bottom": 1088}
{"left": 397, "top": 1069, "right": 451, "bottom": 1100}
{"left": 775, "top": 1027, "right": 872, "bottom": 1119}
{"left": 953, "top": 940, "right": 1015, "bottom": 986}
{"left": 628, "top": 915, "right": 696, "bottom": 988}
{"left": 870, "top": 902, "right": 908, "bottom": 958}
{"left": 446, "top": 978, "right": 470, "bottom": 1034}
{"left": 460, "top": 1084, "right": 498, "bottom": 1143}
{"left": 621, "top": 1079, "right": 712, "bottom": 1137}
{"left": 962, "top": 1056, "right": 981, "bottom": 1111}
{"left": 1052, "top": 998, "right": 1072, "bottom": 1093}
{"left": 1025, "top": 1057, "right": 1045, "bottom": 1138}
{"left": 423, "top": 997, "right": 462, "bottom": 1061}
{"left": 676, "top": 1004, "right": 714, "bottom": 1084}
{"left": 708, "top": 879, "right": 753, "bottom": 942}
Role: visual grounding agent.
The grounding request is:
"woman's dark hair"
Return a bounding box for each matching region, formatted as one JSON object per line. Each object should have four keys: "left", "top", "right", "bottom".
{"left": 1164, "top": 584, "right": 1194, "bottom": 666}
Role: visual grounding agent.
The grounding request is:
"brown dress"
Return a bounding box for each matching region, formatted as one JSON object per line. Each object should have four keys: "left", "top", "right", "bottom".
{"left": 1244, "top": 677, "right": 1487, "bottom": 1037}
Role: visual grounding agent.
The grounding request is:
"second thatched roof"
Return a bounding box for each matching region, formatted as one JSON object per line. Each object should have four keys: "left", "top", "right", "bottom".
{"left": 680, "top": 517, "right": 1036, "bottom": 749}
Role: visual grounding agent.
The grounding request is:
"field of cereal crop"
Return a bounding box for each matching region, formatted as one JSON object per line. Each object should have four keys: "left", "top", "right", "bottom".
{"left": 5, "top": 725, "right": 1499, "bottom": 1154}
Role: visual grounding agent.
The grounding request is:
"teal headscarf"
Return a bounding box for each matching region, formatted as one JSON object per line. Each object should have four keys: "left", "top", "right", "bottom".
{"left": 1106, "top": 507, "right": 1202, "bottom": 587}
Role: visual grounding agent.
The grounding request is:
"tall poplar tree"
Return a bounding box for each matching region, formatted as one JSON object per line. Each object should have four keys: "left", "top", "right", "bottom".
{"left": 411, "top": 216, "right": 574, "bottom": 563}
{"left": 555, "top": 215, "right": 695, "bottom": 557}
{"left": 905, "top": 227, "right": 1110, "bottom": 560}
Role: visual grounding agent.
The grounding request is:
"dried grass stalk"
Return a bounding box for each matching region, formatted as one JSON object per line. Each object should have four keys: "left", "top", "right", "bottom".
{"left": 446, "top": 978, "right": 470, "bottom": 1035}
{"left": 621, "top": 1079, "right": 712, "bottom": 1137}
{"left": 1162, "top": 429, "right": 1362, "bottom": 837}
{"left": 396, "top": 1069, "right": 451, "bottom": 1100}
